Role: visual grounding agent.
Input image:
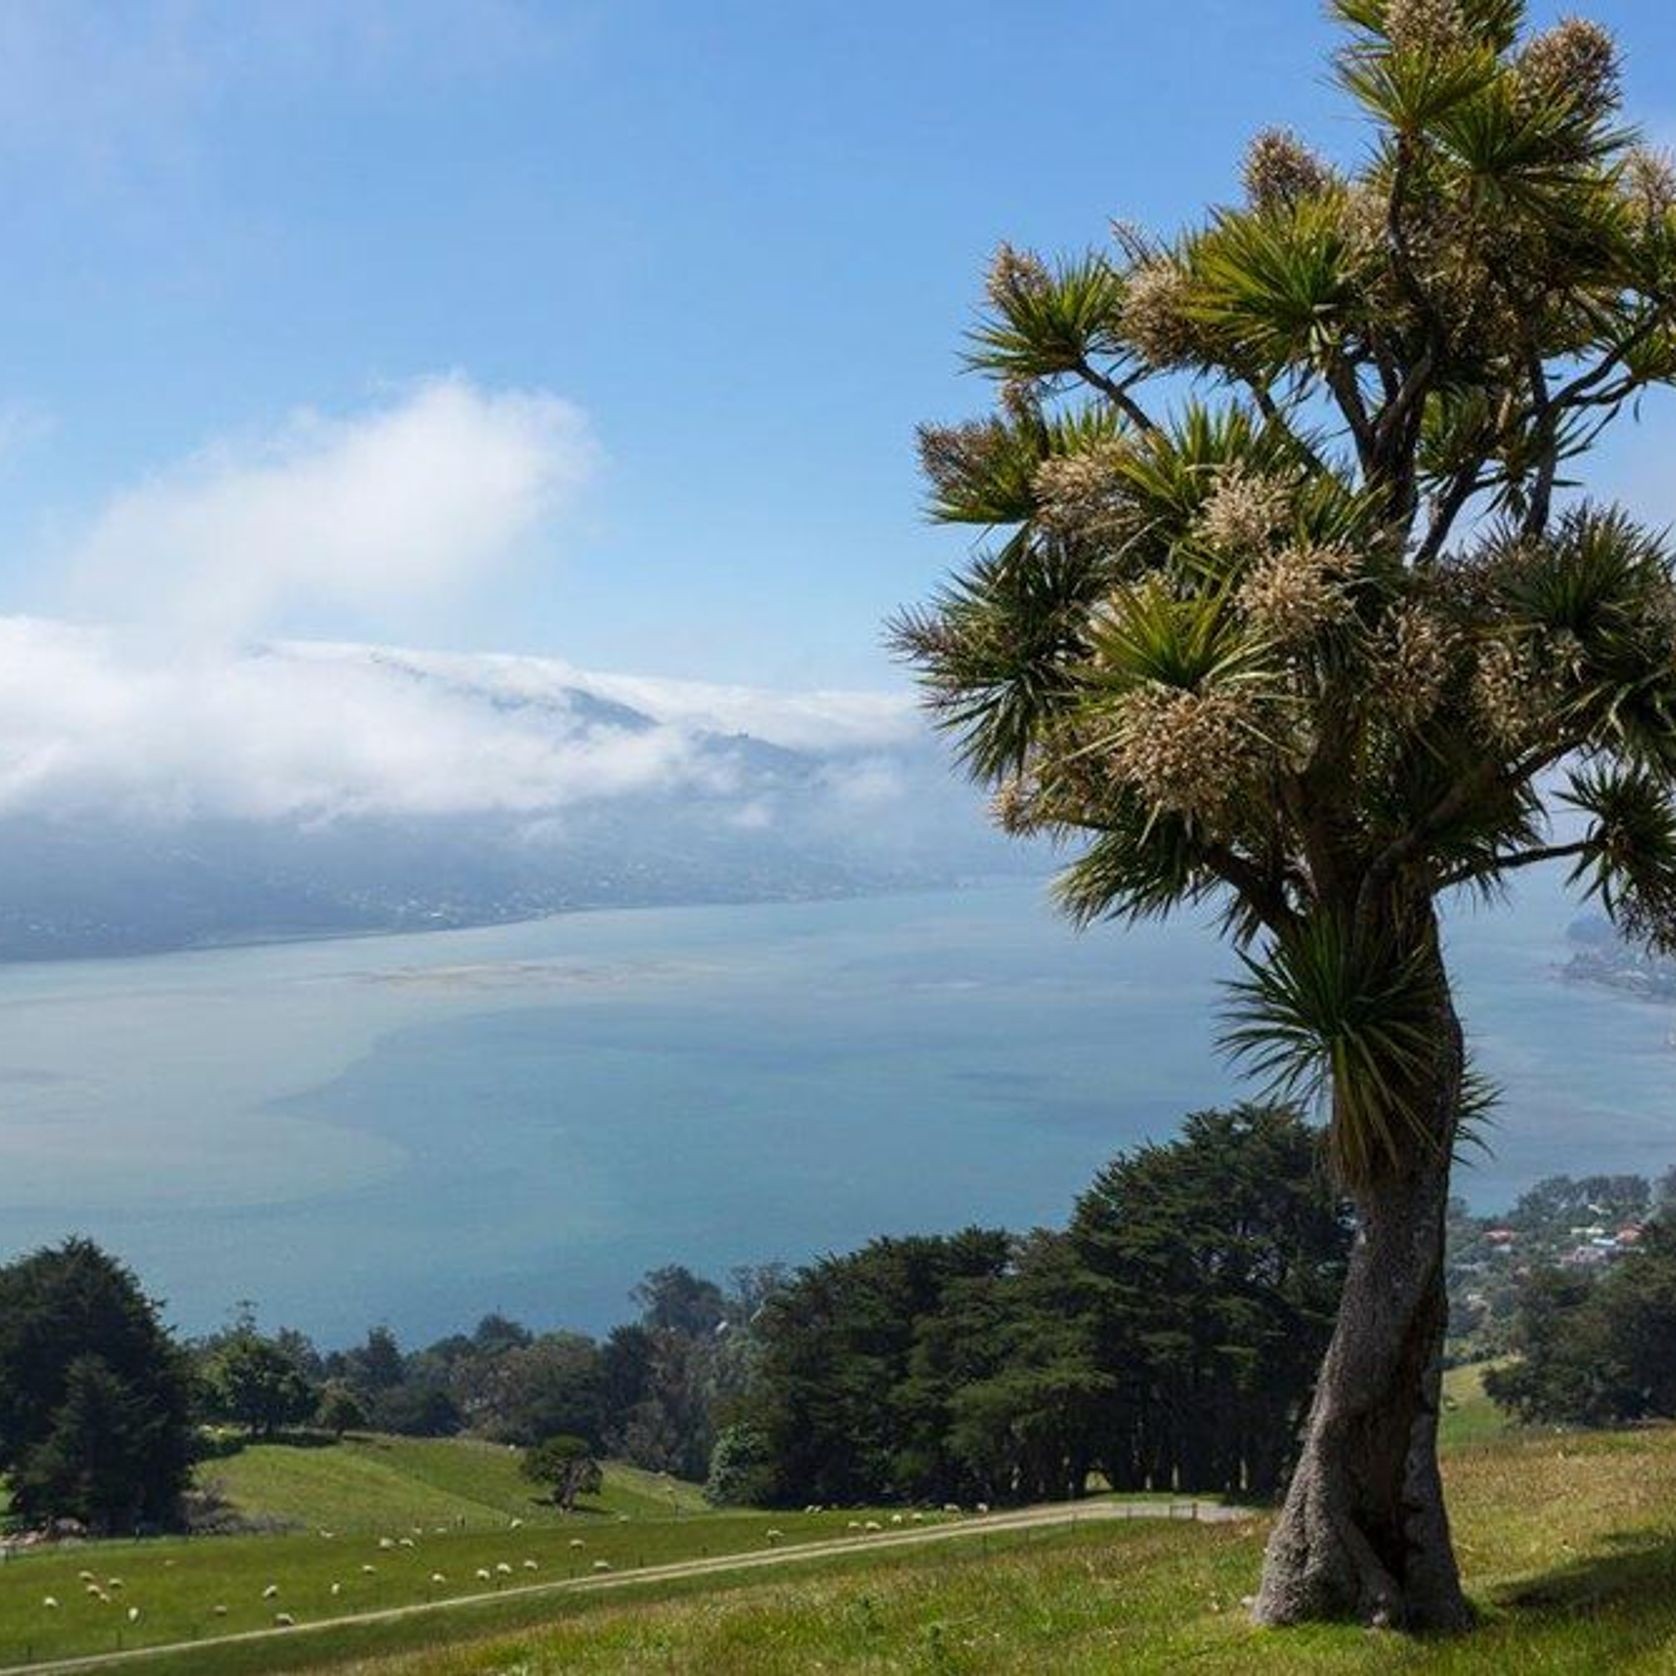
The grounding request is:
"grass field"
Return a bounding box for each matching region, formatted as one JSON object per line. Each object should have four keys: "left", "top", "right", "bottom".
{"left": 0, "top": 1436, "right": 962, "bottom": 1671}
{"left": 12, "top": 1366, "right": 1675, "bottom": 1674}
{"left": 198, "top": 1434, "right": 707, "bottom": 1533}
{"left": 344, "top": 1419, "right": 1676, "bottom": 1675}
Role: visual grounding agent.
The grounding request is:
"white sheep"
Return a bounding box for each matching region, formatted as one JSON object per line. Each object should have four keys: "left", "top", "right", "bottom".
{"left": 863, "top": 1520, "right": 882, "bottom": 1532}
{"left": 262, "top": 1584, "right": 279, "bottom": 1600}
{"left": 765, "top": 1528, "right": 784, "bottom": 1543}
{"left": 568, "top": 1537, "right": 586, "bottom": 1549}
{"left": 475, "top": 1568, "right": 492, "bottom": 1582}
{"left": 592, "top": 1559, "right": 612, "bottom": 1572}
{"left": 360, "top": 1564, "right": 376, "bottom": 1576}
{"left": 107, "top": 1578, "right": 124, "bottom": 1591}
{"left": 523, "top": 1559, "right": 538, "bottom": 1570}
{"left": 510, "top": 1517, "right": 524, "bottom": 1529}
{"left": 330, "top": 1583, "right": 343, "bottom": 1596}
{"left": 127, "top": 1606, "right": 140, "bottom": 1624}
{"left": 274, "top": 1612, "right": 295, "bottom": 1627}
{"left": 213, "top": 1605, "right": 228, "bottom": 1616}
{"left": 975, "top": 1501, "right": 990, "bottom": 1515}
{"left": 890, "top": 1513, "right": 903, "bottom": 1525}
{"left": 495, "top": 1562, "right": 512, "bottom": 1575}
{"left": 41, "top": 1596, "right": 58, "bottom": 1609}
{"left": 398, "top": 1537, "right": 415, "bottom": 1549}
{"left": 377, "top": 1537, "right": 394, "bottom": 1550}
{"left": 430, "top": 1572, "right": 447, "bottom": 1584}
{"left": 78, "top": 1569, "right": 95, "bottom": 1582}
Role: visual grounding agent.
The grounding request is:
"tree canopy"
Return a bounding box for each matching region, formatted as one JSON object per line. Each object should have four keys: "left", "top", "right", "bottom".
{"left": 0, "top": 1239, "right": 194, "bottom": 1532}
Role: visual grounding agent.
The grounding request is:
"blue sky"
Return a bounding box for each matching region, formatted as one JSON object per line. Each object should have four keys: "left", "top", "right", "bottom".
{"left": 0, "top": 0, "right": 1672, "bottom": 690}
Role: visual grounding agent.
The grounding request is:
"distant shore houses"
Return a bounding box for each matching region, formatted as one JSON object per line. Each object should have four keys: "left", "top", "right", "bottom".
{"left": 1478, "top": 1221, "right": 1646, "bottom": 1269}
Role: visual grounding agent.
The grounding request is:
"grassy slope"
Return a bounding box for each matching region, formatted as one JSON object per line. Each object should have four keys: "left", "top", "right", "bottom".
{"left": 338, "top": 1420, "right": 1676, "bottom": 1675}
{"left": 198, "top": 1435, "right": 706, "bottom": 1533}
{"left": 11, "top": 1370, "right": 1666, "bottom": 1675}
{"left": 0, "top": 1439, "right": 942, "bottom": 1671}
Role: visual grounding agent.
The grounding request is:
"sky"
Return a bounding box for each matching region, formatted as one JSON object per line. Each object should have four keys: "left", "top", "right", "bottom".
{"left": 0, "top": 0, "right": 1671, "bottom": 718}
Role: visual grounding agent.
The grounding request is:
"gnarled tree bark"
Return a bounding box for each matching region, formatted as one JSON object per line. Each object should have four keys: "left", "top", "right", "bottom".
{"left": 1252, "top": 948, "right": 1471, "bottom": 1632}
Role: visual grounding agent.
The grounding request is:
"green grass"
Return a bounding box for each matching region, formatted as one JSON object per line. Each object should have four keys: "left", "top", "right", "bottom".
{"left": 198, "top": 1434, "right": 706, "bottom": 1534}
{"left": 12, "top": 1370, "right": 1672, "bottom": 1676}
{"left": 0, "top": 1435, "right": 953, "bottom": 1671}
{"left": 1438, "top": 1359, "right": 1510, "bottom": 1450}
{"left": 338, "top": 1422, "right": 1676, "bottom": 1675}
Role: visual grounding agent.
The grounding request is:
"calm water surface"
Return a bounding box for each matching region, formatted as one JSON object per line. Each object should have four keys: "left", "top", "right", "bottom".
{"left": 0, "top": 876, "right": 1668, "bottom": 1341}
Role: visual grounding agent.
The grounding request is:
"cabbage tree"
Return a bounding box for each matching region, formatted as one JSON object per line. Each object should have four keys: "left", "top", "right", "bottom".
{"left": 895, "top": 0, "right": 1676, "bottom": 1629}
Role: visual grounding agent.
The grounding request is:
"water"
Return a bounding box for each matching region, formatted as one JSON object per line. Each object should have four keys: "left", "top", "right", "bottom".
{"left": 0, "top": 875, "right": 1669, "bottom": 1344}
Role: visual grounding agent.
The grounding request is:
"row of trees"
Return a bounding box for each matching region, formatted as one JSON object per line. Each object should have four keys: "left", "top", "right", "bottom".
{"left": 2, "top": 1104, "right": 1346, "bottom": 1534}
{"left": 724, "top": 1106, "right": 1349, "bottom": 1508}
{"left": 190, "top": 1262, "right": 773, "bottom": 1477}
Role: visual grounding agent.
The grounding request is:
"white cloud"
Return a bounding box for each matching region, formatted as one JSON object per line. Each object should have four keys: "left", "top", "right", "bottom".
{"left": 68, "top": 378, "right": 596, "bottom": 643}
{"left": 286, "top": 642, "right": 921, "bottom": 756}
{"left": 0, "top": 623, "right": 928, "bottom": 826}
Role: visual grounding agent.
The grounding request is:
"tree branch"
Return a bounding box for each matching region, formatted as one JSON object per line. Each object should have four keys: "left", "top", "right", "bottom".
{"left": 1436, "top": 839, "right": 1591, "bottom": 892}
{"left": 1073, "top": 357, "right": 1159, "bottom": 434}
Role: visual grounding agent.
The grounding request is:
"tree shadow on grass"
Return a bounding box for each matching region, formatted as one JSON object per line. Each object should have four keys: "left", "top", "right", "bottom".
{"left": 1480, "top": 1525, "right": 1676, "bottom": 1665}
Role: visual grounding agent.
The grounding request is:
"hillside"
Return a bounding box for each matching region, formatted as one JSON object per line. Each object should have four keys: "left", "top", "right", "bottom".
{"left": 196, "top": 1435, "right": 708, "bottom": 1534}
{"left": 9, "top": 1380, "right": 1676, "bottom": 1674}
{"left": 349, "top": 1412, "right": 1676, "bottom": 1675}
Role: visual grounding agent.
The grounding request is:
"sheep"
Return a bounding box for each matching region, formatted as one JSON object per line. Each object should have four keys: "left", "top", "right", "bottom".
{"left": 41, "top": 1596, "right": 58, "bottom": 1610}
{"left": 127, "top": 1606, "right": 140, "bottom": 1624}
{"left": 398, "top": 1537, "right": 415, "bottom": 1549}
{"left": 890, "top": 1513, "right": 904, "bottom": 1525}
{"left": 495, "top": 1562, "right": 512, "bottom": 1575}
{"left": 262, "top": 1585, "right": 279, "bottom": 1600}
{"left": 78, "top": 1569, "right": 95, "bottom": 1582}
{"left": 274, "top": 1612, "right": 295, "bottom": 1628}
{"left": 318, "top": 1529, "right": 335, "bottom": 1540}
{"left": 85, "top": 1584, "right": 105, "bottom": 1599}
{"left": 863, "top": 1520, "right": 882, "bottom": 1532}
{"left": 975, "top": 1502, "right": 990, "bottom": 1515}
{"left": 106, "top": 1577, "right": 124, "bottom": 1591}
{"left": 845, "top": 1521, "right": 862, "bottom": 1532}
{"left": 509, "top": 1517, "right": 524, "bottom": 1529}
{"left": 942, "top": 1503, "right": 961, "bottom": 1514}
{"left": 360, "top": 1564, "right": 376, "bottom": 1576}
{"left": 568, "top": 1537, "right": 586, "bottom": 1549}
{"left": 765, "top": 1529, "right": 784, "bottom": 1544}
{"left": 430, "top": 1572, "right": 447, "bottom": 1585}
{"left": 910, "top": 1512, "right": 925, "bottom": 1523}
{"left": 522, "top": 1559, "right": 538, "bottom": 1570}
{"left": 212, "top": 1605, "right": 228, "bottom": 1617}
{"left": 475, "top": 1568, "right": 492, "bottom": 1582}
{"left": 592, "top": 1560, "right": 612, "bottom": 1572}
{"left": 330, "top": 1583, "right": 343, "bottom": 1596}
{"left": 377, "top": 1537, "right": 395, "bottom": 1551}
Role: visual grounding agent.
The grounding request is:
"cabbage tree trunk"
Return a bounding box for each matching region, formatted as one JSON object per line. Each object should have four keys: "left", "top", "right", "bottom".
{"left": 1252, "top": 952, "right": 1472, "bottom": 1632}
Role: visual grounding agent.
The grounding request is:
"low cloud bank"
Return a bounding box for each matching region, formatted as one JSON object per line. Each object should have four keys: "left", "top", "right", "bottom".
{"left": 0, "top": 621, "right": 926, "bottom": 825}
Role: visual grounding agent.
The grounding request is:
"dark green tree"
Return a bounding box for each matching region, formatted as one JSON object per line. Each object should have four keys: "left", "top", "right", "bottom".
{"left": 0, "top": 1239, "right": 193, "bottom": 1531}
{"left": 1487, "top": 1220, "right": 1676, "bottom": 1424}
{"left": 894, "top": 1, "right": 1676, "bottom": 1627}
{"left": 703, "top": 1423, "right": 776, "bottom": 1507}
{"left": 201, "top": 1330, "right": 318, "bottom": 1437}
{"left": 316, "top": 1382, "right": 368, "bottom": 1439}
{"left": 521, "top": 1434, "right": 602, "bottom": 1512}
{"left": 487, "top": 1333, "right": 603, "bottom": 1446}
